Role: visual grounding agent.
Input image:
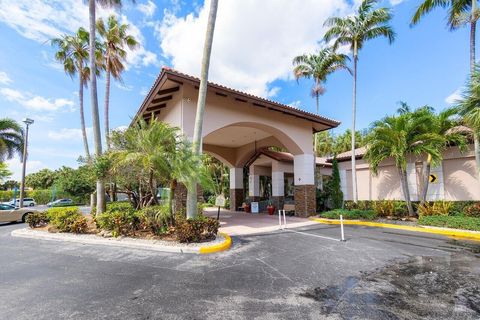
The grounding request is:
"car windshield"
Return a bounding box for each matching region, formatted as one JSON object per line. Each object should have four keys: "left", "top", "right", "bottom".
{"left": 0, "top": 204, "right": 14, "bottom": 210}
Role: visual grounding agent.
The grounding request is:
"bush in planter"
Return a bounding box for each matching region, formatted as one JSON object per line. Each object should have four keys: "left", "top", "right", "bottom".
{"left": 464, "top": 203, "right": 480, "bottom": 218}
{"left": 320, "top": 209, "right": 377, "bottom": 220}
{"left": 46, "top": 207, "right": 87, "bottom": 233}
{"left": 96, "top": 210, "right": 139, "bottom": 237}
{"left": 373, "top": 200, "right": 394, "bottom": 217}
{"left": 137, "top": 204, "right": 171, "bottom": 236}
{"left": 25, "top": 211, "right": 50, "bottom": 228}
{"left": 175, "top": 214, "right": 220, "bottom": 243}
{"left": 418, "top": 201, "right": 452, "bottom": 217}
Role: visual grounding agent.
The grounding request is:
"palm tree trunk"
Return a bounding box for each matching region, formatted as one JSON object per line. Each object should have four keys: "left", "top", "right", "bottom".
{"left": 186, "top": 0, "right": 218, "bottom": 219}
{"left": 420, "top": 154, "right": 432, "bottom": 205}
{"left": 78, "top": 79, "right": 91, "bottom": 162}
{"left": 471, "top": 0, "right": 477, "bottom": 74}
{"left": 105, "top": 60, "right": 111, "bottom": 151}
{"left": 351, "top": 45, "right": 358, "bottom": 203}
{"left": 314, "top": 79, "right": 319, "bottom": 155}
{"left": 398, "top": 166, "right": 414, "bottom": 216}
{"left": 474, "top": 132, "right": 480, "bottom": 183}
{"left": 88, "top": 0, "right": 106, "bottom": 214}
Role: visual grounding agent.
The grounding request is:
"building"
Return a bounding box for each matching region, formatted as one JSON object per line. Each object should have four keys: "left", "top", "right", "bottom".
{"left": 332, "top": 145, "right": 480, "bottom": 201}
{"left": 133, "top": 67, "right": 340, "bottom": 216}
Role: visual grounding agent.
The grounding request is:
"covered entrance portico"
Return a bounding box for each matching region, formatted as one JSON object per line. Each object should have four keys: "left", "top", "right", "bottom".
{"left": 134, "top": 67, "right": 339, "bottom": 216}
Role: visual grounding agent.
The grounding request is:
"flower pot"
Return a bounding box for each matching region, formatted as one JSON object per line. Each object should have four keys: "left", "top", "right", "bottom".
{"left": 267, "top": 205, "right": 275, "bottom": 215}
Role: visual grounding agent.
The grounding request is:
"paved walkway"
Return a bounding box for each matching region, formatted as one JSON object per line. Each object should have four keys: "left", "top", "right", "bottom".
{"left": 203, "top": 207, "right": 318, "bottom": 236}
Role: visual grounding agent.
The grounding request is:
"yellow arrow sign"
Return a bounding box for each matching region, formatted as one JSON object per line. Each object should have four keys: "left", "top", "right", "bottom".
{"left": 429, "top": 174, "right": 438, "bottom": 183}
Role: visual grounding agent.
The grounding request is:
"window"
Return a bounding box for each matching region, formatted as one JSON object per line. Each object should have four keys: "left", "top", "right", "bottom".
{"left": 0, "top": 204, "right": 14, "bottom": 210}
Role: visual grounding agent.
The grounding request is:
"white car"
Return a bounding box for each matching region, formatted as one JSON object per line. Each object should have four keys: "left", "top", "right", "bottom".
{"left": 9, "top": 198, "right": 36, "bottom": 207}
{"left": 47, "top": 198, "right": 73, "bottom": 207}
{"left": 0, "top": 204, "right": 37, "bottom": 223}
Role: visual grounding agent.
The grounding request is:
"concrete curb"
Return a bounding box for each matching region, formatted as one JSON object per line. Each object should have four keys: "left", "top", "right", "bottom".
{"left": 310, "top": 218, "right": 480, "bottom": 241}
{"left": 11, "top": 228, "right": 232, "bottom": 254}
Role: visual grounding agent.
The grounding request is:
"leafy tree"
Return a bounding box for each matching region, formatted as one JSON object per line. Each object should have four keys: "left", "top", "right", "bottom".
{"left": 328, "top": 158, "right": 343, "bottom": 209}
{"left": 0, "top": 180, "right": 18, "bottom": 191}
{"left": 412, "top": 0, "right": 479, "bottom": 73}
{"left": 324, "top": 0, "right": 395, "bottom": 203}
{"left": 365, "top": 108, "right": 444, "bottom": 216}
{"left": 25, "top": 168, "right": 57, "bottom": 189}
{"left": 0, "top": 118, "right": 23, "bottom": 161}
{"left": 188, "top": 0, "right": 219, "bottom": 218}
{"left": 0, "top": 162, "right": 12, "bottom": 182}
{"left": 55, "top": 165, "right": 96, "bottom": 201}
{"left": 96, "top": 14, "right": 138, "bottom": 149}
{"left": 292, "top": 47, "right": 350, "bottom": 114}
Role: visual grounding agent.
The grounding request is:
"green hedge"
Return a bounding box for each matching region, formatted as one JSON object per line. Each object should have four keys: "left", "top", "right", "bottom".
{"left": 320, "top": 209, "right": 377, "bottom": 220}
{"left": 418, "top": 215, "right": 480, "bottom": 231}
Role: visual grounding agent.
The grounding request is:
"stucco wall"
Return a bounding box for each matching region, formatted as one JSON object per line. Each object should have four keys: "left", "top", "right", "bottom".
{"left": 339, "top": 145, "right": 480, "bottom": 201}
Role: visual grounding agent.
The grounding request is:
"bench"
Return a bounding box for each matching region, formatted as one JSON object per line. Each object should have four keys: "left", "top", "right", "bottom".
{"left": 283, "top": 204, "right": 295, "bottom": 215}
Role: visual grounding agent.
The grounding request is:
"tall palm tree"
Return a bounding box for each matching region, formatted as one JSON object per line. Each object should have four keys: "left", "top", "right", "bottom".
{"left": 455, "top": 67, "right": 480, "bottom": 182}
{"left": 97, "top": 15, "right": 138, "bottom": 150}
{"left": 86, "top": 0, "right": 123, "bottom": 214}
{"left": 292, "top": 47, "right": 350, "bottom": 114}
{"left": 0, "top": 118, "right": 23, "bottom": 161}
{"left": 187, "top": 0, "right": 219, "bottom": 219}
{"left": 324, "top": 0, "right": 395, "bottom": 203}
{"left": 412, "top": 0, "right": 479, "bottom": 73}
{"left": 52, "top": 27, "right": 92, "bottom": 162}
{"left": 365, "top": 109, "right": 444, "bottom": 216}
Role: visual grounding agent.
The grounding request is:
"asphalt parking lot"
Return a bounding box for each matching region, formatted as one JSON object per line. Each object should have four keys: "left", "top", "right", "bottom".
{"left": 0, "top": 221, "right": 479, "bottom": 320}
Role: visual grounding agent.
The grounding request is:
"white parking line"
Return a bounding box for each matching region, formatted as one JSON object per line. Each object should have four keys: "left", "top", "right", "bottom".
{"left": 284, "top": 229, "right": 341, "bottom": 242}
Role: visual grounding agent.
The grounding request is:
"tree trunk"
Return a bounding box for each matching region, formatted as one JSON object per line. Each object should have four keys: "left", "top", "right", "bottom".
{"left": 149, "top": 169, "right": 157, "bottom": 205}
{"left": 398, "top": 166, "right": 414, "bottom": 217}
{"left": 104, "top": 60, "right": 111, "bottom": 150}
{"left": 313, "top": 79, "right": 319, "bottom": 155}
{"left": 419, "top": 154, "right": 432, "bottom": 205}
{"left": 78, "top": 78, "right": 91, "bottom": 162}
{"left": 350, "top": 44, "right": 358, "bottom": 203}
{"left": 471, "top": 0, "right": 477, "bottom": 74}
{"left": 186, "top": 0, "right": 218, "bottom": 219}
{"left": 475, "top": 132, "right": 480, "bottom": 182}
{"left": 89, "top": 0, "right": 106, "bottom": 214}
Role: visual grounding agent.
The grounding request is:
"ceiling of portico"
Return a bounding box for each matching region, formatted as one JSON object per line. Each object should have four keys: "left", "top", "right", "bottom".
{"left": 203, "top": 126, "right": 271, "bottom": 148}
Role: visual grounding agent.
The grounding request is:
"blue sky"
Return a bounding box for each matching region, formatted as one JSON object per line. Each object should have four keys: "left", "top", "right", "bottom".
{"left": 0, "top": 0, "right": 471, "bottom": 180}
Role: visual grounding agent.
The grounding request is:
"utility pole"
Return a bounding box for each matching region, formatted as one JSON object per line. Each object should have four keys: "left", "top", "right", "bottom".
{"left": 19, "top": 118, "right": 34, "bottom": 208}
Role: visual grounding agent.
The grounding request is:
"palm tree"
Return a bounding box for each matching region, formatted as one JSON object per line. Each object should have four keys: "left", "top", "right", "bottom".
{"left": 0, "top": 118, "right": 23, "bottom": 161}
{"left": 97, "top": 15, "right": 138, "bottom": 150}
{"left": 412, "top": 0, "right": 479, "bottom": 73}
{"left": 455, "top": 67, "right": 480, "bottom": 182}
{"left": 292, "top": 47, "right": 350, "bottom": 114}
{"left": 86, "top": 0, "right": 123, "bottom": 214}
{"left": 365, "top": 109, "right": 444, "bottom": 216}
{"left": 408, "top": 106, "right": 467, "bottom": 205}
{"left": 52, "top": 27, "right": 93, "bottom": 162}
{"left": 324, "top": 0, "right": 395, "bottom": 203}
{"left": 187, "top": 0, "right": 219, "bottom": 219}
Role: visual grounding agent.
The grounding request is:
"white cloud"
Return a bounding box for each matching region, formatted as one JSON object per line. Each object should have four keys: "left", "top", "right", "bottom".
{"left": 0, "top": 71, "right": 12, "bottom": 85}
{"left": 157, "top": 0, "right": 352, "bottom": 97}
{"left": 47, "top": 127, "right": 92, "bottom": 141}
{"left": 0, "top": 0, "right": 158, "bottom": 69}
{"left": 0, "top": 88, "right": 74, "bottom": 111}
{"left": 5, "top": 159, "right": 49, "bottom": 181}
{"left": 138, "top": 0, "right": 156, "bottom": 17}
{"left": 445, "top": 89, "right": 461, "bottom": 105}
{"left": 390, "top": 0, "right": 405, "bottom": 5}
{"left": 288, "top": 100, "right": 302, "bottom": 108}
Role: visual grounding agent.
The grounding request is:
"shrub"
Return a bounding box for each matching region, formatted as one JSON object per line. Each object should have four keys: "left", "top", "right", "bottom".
{"left": 138, "top": 205, "right": 171, "bottom": 236}
{"left": 25, "top": 211, "right": 49, "bottom": 228}
{"left": 69, "top": 216, "right": 88, "bottom": 233}
{"left": 320, "top": 209, "right": 377, "bottom": 220}
{"left": 464, "top": 203, "right": 480, "bottom": 218}
{"left": 96, "top": 203, "right": 139, "bottom": 237}
{"left": 175, "top": 214, "right": 220, "bottom": 243}
{"left": 46, "top": 207, "right": 86, "bottom": 233}
{"left": 418, "top": 201, "right": 452, "bottom": 217}
{"left": 373, "top": 200, "right": 394, "bottom": 217}
{"left": 419, "top": 215, "right": 480, "bottom": 231}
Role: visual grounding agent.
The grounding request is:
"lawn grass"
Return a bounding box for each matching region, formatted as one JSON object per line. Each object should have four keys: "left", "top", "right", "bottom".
{"left": 418, "top": 215, "right": 480, "bottom": 232}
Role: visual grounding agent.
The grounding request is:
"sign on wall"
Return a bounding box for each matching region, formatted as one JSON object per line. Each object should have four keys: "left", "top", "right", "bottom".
{"left": 251, "top": 202, "right": 259, "bottom": 213}
{"left": 429, "top": 174, "right": 438, "bottom": 184}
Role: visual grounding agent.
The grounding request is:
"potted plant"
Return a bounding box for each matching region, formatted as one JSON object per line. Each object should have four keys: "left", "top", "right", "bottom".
{"left": 267, "top": 201, "right": 275, "bottom": 215}
{"left": 242, "top": 199, "right": 251, "bottom": 213}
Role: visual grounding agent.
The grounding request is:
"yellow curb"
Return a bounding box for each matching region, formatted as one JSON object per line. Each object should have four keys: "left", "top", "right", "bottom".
{"left": 199, "top": 232, "right": 232, "bottom": 254}
{"left": 310, "top": 218, "right": 480, "bottom": 242}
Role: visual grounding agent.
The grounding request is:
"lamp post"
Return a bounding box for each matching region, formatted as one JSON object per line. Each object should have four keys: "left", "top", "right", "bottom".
{"left": 19, "top": 118, "right": 34, "bottom": 208}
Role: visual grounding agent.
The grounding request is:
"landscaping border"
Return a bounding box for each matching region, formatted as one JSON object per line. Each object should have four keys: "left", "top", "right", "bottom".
{"left": 11, "top": 228, "right": 232, "bottom": 254}
{"left": 311, "top": 218, "right": 480, "bottom": 241}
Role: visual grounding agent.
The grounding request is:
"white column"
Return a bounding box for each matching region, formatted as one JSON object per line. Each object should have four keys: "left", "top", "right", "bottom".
{"left": 406, "top": 163, "right": 418, "bottom": 201}
{"left": 340, "top": 169, "right": 347, "bottom": 197}
{"left": 293, "top": 154, "right": 315, "bottom": 185}
{"left": 230, "top": 167, "right": 243, "bottom": 189}
{"left": 272, "top": 171, "right": 285, "bottom": 196}
{"left": 248, "top": 173, "right": 260, "bottom": 197}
